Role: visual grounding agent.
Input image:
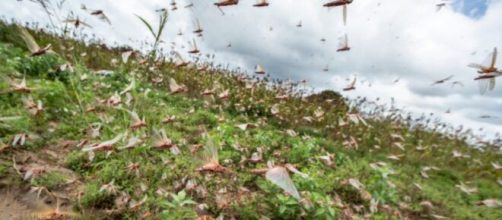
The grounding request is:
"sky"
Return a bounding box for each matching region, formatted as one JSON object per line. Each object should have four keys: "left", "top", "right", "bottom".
{"left": 452, "top": 0, "right": 489, "bottom": 18}
{"left": 1, "top": 0, "right": 502, "bottom": 140}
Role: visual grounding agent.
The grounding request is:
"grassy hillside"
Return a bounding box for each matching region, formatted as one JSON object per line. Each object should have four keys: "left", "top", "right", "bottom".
{"left": 0, "top": 22, "right": 501, "bottom": 220}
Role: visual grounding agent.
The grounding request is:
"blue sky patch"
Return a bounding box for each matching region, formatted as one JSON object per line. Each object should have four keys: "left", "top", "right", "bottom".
{"left": 452, "top": 0, "right": 489, "bottom": 18}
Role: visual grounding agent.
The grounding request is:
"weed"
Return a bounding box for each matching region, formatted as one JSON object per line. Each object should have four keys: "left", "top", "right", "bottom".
{"left": 80, "top": 182, "right": 116, "bottom": 208}
{"left": 31, "top": 171, "right": 67, "bottom": 190}
{"left": 159, "top": 190, "right": 197, "bottom": 220}
{"left": 135, "top": 10, "right": 168, "bottom": 59}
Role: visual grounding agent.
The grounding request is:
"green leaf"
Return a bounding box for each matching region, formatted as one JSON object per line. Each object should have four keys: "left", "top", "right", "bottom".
{"left": 286, "top": 199, "right": 298, "bottom": 205}
{"left": 279, "top": 206, "right": 287, "bottom": 214}
{"left": 135, "top": 14, "right": 156, "bottom": 39}
{"left": 155, "top": 11, "right": 168, "bottom": 44}
{"left": 164, "top": 202, "right": 176, "bottom": 208}
{"left": 315, "top": 208, "right": 325, "bottom": 216}
{"left": 178, "top": 190, "right": 186, "bottom": 199}
{"left": 328, "top": 207, "right": 336, "bottom": 217}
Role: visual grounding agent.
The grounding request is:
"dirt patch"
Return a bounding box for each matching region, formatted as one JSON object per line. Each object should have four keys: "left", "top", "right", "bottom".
{"left": 0, "top": 144, "right": 88, "bottom": 219}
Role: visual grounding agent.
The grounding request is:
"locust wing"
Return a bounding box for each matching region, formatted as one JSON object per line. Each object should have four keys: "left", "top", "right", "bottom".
{"left": 265, "top": 166, "right": 301, "bottom": 200}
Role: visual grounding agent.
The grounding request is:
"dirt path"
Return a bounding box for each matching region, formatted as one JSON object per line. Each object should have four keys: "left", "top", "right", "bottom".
{"left": 0, "top": 141, "right": 86, "bottom": 219}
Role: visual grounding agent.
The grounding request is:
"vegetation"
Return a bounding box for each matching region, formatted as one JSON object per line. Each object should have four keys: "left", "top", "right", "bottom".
{"left": 135, "top": 10, "right": 169, "bottom": 59}
{"left": 0, "top": 20, "right": 501, "bottom": 220}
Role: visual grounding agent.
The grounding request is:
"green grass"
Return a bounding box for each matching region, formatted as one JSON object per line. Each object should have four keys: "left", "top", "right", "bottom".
{"left": 0, "top": 21, "right": 500, "bottom": 219}
{"left": 31, "top": 171, "right": 67, "bottom": 190}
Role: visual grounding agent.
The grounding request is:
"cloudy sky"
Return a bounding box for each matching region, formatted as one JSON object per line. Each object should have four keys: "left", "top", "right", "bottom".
{"left": 2, "top": 0, "right": 502, "bottom": 139}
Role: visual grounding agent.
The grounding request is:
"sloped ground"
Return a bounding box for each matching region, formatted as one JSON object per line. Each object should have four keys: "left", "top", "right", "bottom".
{"left": 0, "top": 22, "right": 501, "bottom": 219}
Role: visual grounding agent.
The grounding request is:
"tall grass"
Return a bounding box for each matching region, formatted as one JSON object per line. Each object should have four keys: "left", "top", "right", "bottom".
{"left": 135, "top": 10, "right": 168, "bottom": 61}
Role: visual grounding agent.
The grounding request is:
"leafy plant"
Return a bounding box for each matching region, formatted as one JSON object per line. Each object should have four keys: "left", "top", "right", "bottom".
{"left": 15, "top": 54, "right": 63, "bottom": 79}
{"left": 274, "top": 194, "right": 301, "bottom": 219}
{"left": 366, "top": 165, "right": 399, "bottom": 205}
{"left": 307, "top": 192, "right": 337, "bottom": 220}
{"left": 135, "top": 10, "right": 168, "bottom": 59}
{"left": 160, "top": 190, "right": 197, "bottom": 220}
